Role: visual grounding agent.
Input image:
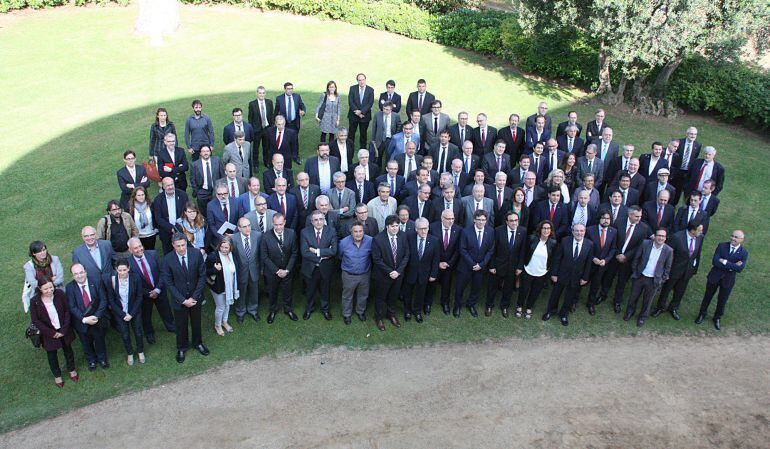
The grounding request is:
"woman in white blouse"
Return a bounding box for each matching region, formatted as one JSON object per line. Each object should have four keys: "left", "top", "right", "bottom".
{"left": 516, "top": 220, "right": 557, "bottom": 319}
{"left": 29, "top": 278, "right": 77, "bottom": 388}
{"left": 206, "top": 236, "right": 239, "bottom": 336}
{"left": 128, "top": 186, "right": 158, "bottom": 250}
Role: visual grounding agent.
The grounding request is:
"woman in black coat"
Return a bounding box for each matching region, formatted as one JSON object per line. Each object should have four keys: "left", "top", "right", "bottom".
{"left": 516, "top": 220, "right": 557, "bottom": 319}
{"left": 29, "top": 277, "right": 77, "bottom": 388}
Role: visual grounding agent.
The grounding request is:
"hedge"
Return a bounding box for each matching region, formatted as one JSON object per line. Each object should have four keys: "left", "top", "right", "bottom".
{"left": 2, "top": 0, "right": 767, "bottom": 129}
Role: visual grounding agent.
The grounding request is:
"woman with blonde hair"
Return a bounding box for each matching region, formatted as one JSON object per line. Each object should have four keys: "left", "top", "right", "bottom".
{"left": 206, "top": 236, "right": 239, "bottom": 336}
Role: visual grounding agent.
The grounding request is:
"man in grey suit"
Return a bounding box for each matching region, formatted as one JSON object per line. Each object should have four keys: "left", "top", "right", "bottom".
{"left": 576, "top": 144, "right": 605, "bottom": 188}
{"left": 329, "top": 171, "right": 357, "bottom": 222}
{"left": 367, "top": 183, "right": 397, "bottom": 231}
{"left": 232, "top": 217, "right": 262, "bottom": 323}
{"left": 216, "top": 163, "right": 249, "bottom": 199}
{"left": 304, "top": 142, "right": 341, "bottom": 194}
{"left": 190, "top": 145, "right": 225, "bottom": 211}
{"left": 72, "top": 226, "right": 115, "bottom": 284}
{"left": 421, "top": 99, "right": 450, "bottom": 152}
{"left": 243, "top": 196, "right": 275, "bottom": 234}
{"left": 371, "top": 101, "right": 401, "bottom": 163}
{"left": 461, "top": 184, "right": 494, "bottom": 226}
{"left": 624, "top": 227, "right": 673, "bottom": 327}
{"left": 222, "top": 131, "right": 251, "bottom": 178}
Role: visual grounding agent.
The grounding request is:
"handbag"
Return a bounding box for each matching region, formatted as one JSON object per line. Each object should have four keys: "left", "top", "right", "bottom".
{"left": 143, "top": 158, "right": 161, "bottom": 183}
{"left": 25, "top": 323, "right": 42, "bottom": 348}
{"left": 317, "top": 94, "right": 327, "bottom": 121}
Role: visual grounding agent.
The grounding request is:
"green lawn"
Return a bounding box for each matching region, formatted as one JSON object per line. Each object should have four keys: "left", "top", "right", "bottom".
{"left": 0, "top": 4, "right": 768, "bottom": 433}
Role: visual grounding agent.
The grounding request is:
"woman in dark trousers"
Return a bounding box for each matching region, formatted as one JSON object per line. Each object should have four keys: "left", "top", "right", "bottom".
{"left": 516, "top": 220, "right": 557, "bottom": 319}
{"left": 104, "top": 259, "right": 145, "bottom": 366}
{"left": 29, "top": 277, "right": 78, "bottom": 388}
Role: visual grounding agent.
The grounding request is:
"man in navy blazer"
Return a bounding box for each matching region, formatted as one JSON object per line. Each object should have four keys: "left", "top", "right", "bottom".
{"left": 602, "top": 206, "right": 651, "bottom": 313}
{"left": 497, "top": 114, "right": 526, "bottom": 163}
{"left": 556, "top": 125, "right": 585, "bottom": 157}
{"left": 486, "top": 211, "right": 527, "bottom": 317}
{"left": 532, "top": 188, "right": 570, "bottom": 239}
{"left": 453, "top": 210, "right": 495, "bottom": 317}
{"left": 305, "top": 143, "right": 341, "bottom": 193}
{"left": 652, "top": 221, "right": 704, "bottom": 320}
{"left": 375, "top": 160, "right": 406, "bottom": 201}
{"left": 300, "top": 211, "right": 338, "bottom": 320}
{"left": 555, "top": 111, "right": 582, "bottom": 137}
{"left": 584, "top": 210, "right": 617, "bottom": 315}
{"left": 673, "top": 191, "right": 710, "bottom": 235}
{"left": 162, "top": 233, "right": 208, "bottom": 363}
{"left": 684, "top": 146, "right": 725, "bottom": 197}
{"left": 66, "top": 263, "right": 109, "bottom": 370}
{"left": 347, "top": 73, "right": 375, "bottom": 149}
{"left": 267, "top": 177, "right": 298, "bottom": 229}
{"left": 405, "top": 79, "right": 435, "bottom": 116}
{"left": 696, "top": 230, "right": 749, "bottom": 330}
{"left": 378, "top": 80, "right": 402, "bottom": 113}
{"left": 449, "top": 112, "right": 474, "bottom": 149}
{"left": 127, "top": 238, "right": 175, "bottom": 344}
{"left": 116, "top": 150, "right": 150, "bottom": 209}
{"left": 595, "top": 127, "right": 619, "bottom": 182}
{"left": 642, "top": 190, "right": 675, "bottom": 231}
{"left": 472, "top": 113, "right": 498, "bottom": 156}
{"left": 72, "top": 226, "right": 115, "bottom": 284}
{"left": 642, "top": 169, "right": 677, "bottom": 204}
{"left": 153, "top": 177, "right": 190, "bottom": 254}
{"left": 624, "top": 228, "right": 673, "bottom": 327}
{"left": 525, "top": 116, "right": 551, "bottom": 154}
{"left": 265, "top": 116, "right": 300, "bottom": 169}
{"left": 237, "top": 177, "right": 270, "bottom": 217}
{"left": 247, "top": 86, "right": 275, "bottom": 167}
{"left": 371, "top": 215, "right": 410, "bottom": 330}
{"left": 190, "top": 146, "right": 225, "bottom": 211}
{"left": 222, "top": 107, "right": 254, "bottom": 145}
{"left": 274, "top": 82, "right": 305, "bottom": 131}
{"left": 347, "top": 166, "right": 376, "bottom": 205}
{"left": 403, "top": 218, "right": 440, "bottom": 322}
{"left": 543, "top": 223, "right": 594, "bottom": 325}
{"left": 427, "top": 210, "right": 462, "bottom": 315}
{"left": 262, "top": 153, "right": 294, "bottom": 195}
{"left": 543, "top": 139, "right": 566, "bottom": 176}
{"left": 207, "top": 183, "right": 239, "bottom": 245}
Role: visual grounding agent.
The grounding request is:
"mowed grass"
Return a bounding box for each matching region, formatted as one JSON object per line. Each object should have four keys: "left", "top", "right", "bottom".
{"left": 0, "top": 4, "right": 768, "bottom": 433}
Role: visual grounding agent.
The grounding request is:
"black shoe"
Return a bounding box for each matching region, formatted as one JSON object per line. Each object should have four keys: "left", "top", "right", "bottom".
{"left": 376, "top": 320, "right": 386, "bottom": 331}
{"left": 595, "top": 294, "right": 605, "bottom": 305}
{"left": 670, "top": 309, "right": 681, "bottom": 321}
{"left": 176, "top": 351, "right": 185, "bottom": 363}
{"left": 452, "top": 307, "right": 461, "bottom": 318}
{"left": 542, "top": 313, "right": 552, "bottom": 321}
{"left": 713, "top": 319, "right": 721, "bottom": 331}
{"left": 651, "top": 308, "right": 664, "bottom": 318}
{"left": 485, "top": 307, "right": 493, "bottom": 317}
{"left": 357, "top": 313, "right": 366, "bottom": 322}
{"left": 468, "top": 306, "right": 478, "bottom": 317}
{"left": 614, "top": 303, "right": 622, "bottom": 314}
{"left": 88, "top": 362, "right": 97, "bottom": 371}
{"left": 415, "top": 314, "right": 423, "bottom": 323}
{"left": 197, "top": 344, "right": 209, "bottom": 356}
{"left": 588, "top": 305, "right": 596, "bottom": 316}
{"left": 637, "top": 318, "right": 646, "bottom": 327}
{"left": 322, "top": 311, "right": 332, "bottom": 321}
{"left": 236, "top": 315, "right": 245, "bottom": 324}
{"left": 695, "top": 314, "right": 705, "bottom": 324}
{"left": 286, "top": 310, "right": 299, "bottom": 321}
{"left": 146, "top": 334, "right": 156, "bottom": 345}
{"left": 343, "top": 316, "right": 352, "bottom": 325}
{"left": 423, "top": 304, "right": 431, "bottom": 315}
{"left": 99, "top": 360, "right": 109, "bottom": 369}
{"left": 560, "top": 316, "right": 569, "bottom": 326}
{"left": 442, "top": 304, "right": 451, "bottom": 315}
{"left": 250, "top": 314, "right": 261, "bottom": 322}
{"left": 404, "top": 312, "right": 412, "bottom": 322}
{"left": 267, "top": 312, "right": 276, "bottom": 324}
{"left": 623, "top": 313, "right": 632, "bottom": 321}
{"left": 303, "top": 311, "right": 312, "bottom": 320}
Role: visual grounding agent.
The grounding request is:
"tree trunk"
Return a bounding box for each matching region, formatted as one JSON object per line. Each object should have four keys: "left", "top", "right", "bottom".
{"left": 648, "top": 55, "right": 684, "bottom": 99}
{"left": 603, "top": 73, "right": 627, "bottom": 105}
{"left": 596, "top": 38, "right": 612, "bottom": 95}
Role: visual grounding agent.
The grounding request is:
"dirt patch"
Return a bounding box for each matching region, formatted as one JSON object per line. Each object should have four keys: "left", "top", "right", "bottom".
{"left": 2, "top": 336, "right": 769, "bottom": 449}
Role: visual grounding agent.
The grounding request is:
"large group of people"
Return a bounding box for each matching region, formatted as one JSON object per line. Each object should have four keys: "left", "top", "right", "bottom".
{"left": 24, "top": 75, "right": 749, "bottom": 388}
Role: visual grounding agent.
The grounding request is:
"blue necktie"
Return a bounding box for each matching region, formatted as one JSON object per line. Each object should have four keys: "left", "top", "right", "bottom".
{"left": 287, "top": 95, "right": 294, "bottom": 122}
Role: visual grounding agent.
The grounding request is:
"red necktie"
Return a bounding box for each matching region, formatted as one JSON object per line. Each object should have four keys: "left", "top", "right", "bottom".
{"left": 276, "top": 130, "right": 282, "bottom": 147}
{"left": 512, "top": 129, "right": 516, "bottom": 141}
{"left": 139, "top": 257, "right": 154, "bottom": 289}
{"left": 497, "top": 189, "right": 503, "bottom": 208}
{"left": 688, "top": 237, "right": 694, "bottom": 257}
{"left": 223, "top": 203, "right": 229, "bottom": 221}
{"left": 481, "top": 129, "right": 486, "bottom": 146}
{"left": 316, "top": 231, "right": 321, "bottom": 246}
{"left": 230, "top": 182, "right": 236, "bottom": 198}
{"left": 81, "top": 286, "right": 91, "bottom": 308}
{"left": 600, "top": 227, "right": 605, "bottom": 249}
{"left": 549, "top": 203, "right": 556, "bottom": 221}
{"left": 695, "top": 162, "right": 707, "bottom": 190}
{"left": 280, "top": 196, "right": 286, "bottom": 215}
{"left": 657, "top": 206, "right": 663, "bottom": 226}
{"left": 443, "top": 228, "right": 449, "bottom": 249}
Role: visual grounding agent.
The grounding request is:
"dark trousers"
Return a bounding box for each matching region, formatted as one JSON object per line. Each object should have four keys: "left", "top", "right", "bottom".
{"left": 486, "top": 269, "right": 517, "bottom": 309}
{"left": 173, "top": 303, "right": 202, "bottom": 351}
{"left": 405, "top": 280, "right": 429, "bottom": 314}
{"left": 517, "top": 271, "right": 548, "bottom": 309}
{"left": 320, "top": 132, "right": 335, "bottom": 143}
{"left": 427, "top": 267, "right": 453, "bottom": 307}
{"left": 252, "top": 128, "right": 267, "bottom": 168}
{"left": 656, "top": 272, "right": 693, "bottom": 311}
{"left": 607, "top": 259, "right": 633, "bottom": 305}
{"left": 626, "top": 276, "right": 659, "bottom": 318}
{"left": 374, "top": 276, "right": 403, "bottom": 321}
{"left": 141, "top": 292, "right": 176, "bottom": 339}
{"left": 454, "top": 269, "right": 486, "bottom": 308}
{"left": 546, "top": 280, "right": 583, "bottom": 317}
{"left": 304, "top": 268, "right": 331, "bottom": 313}
{"left": 348, "top": 117, "right": 370, "bottom": 150}
{"left": 139, "top": 235, "right": 156, "bottom": 251}
{"left": 376, "top": 138, "right": 391, "bottom": 167}
{"left": 115, "top": 315, "right": 144, "bottom": 354}
{"left": 195, "top": 191, "right": 213, "bottom": 213}
{"left": 159, "top": 231, "right": 173, "bottom": 255}
{"left": 266, "top": 274, "right": 293, "bottom": 313}
{"left": 46, "top": 343, "right": 75, "bottom": 378}
{"left": 76, "top": 326, "right": 107, "bottom": 364}
{"left": 699, "top": 281, "right": 733, "bottom": 320}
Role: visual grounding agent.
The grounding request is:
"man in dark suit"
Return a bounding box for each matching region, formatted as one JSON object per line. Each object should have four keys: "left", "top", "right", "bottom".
{"left": 584, "top": 210, "right": 617, "bottom": 315}
{"left": 596, "top": 127, "right": 619, "bottom": 186}
{"left": 247, "top": 86, "right": 274, "bottom": 169}
{"left": 449, "top": 111, "right": 474, "bottom": 149}
{"left": 347, "top": 165, "right": 376, "bottom": 205}
{"left": 526, "top": 102, "right": 553, "bottom": 134}
{"left": 612, "top": 173, "right": 641, "bottom": 207}
{"left": 489, "top": 172, "right": 514, "bottom": 227}
{"left": 448, "top": 159, "right": 470, "bottom": 194}
{"left": 498, "top": 113, "right": 526, "bottom": 163}
{"left": 206, "top": 183, "right": 238, "bottom": 245}
{"left": 162, "top": 233, "right": 208, "bottom": 363}
{"left": 377, "top": 80, "right": 402, "bottom": 113}
{"left": 543, "top": 223, "right": 594, "bottom": 325}
{"left": 223, "top": 107, "right": 254, "bottom": 146}
{"left": 394, "top": 141, "right": 423, "bottom": 181}
{"left": 455, "top": 140, "right": 481, "bottom": 178}
{"left": 508, "top": 154, "right": 532, "bottom": 187}
{"left": 556, "top": 110, "right": 582, "bottom": 138}
{"left": 576, "top": 144, "right": 605, "bottom": 189}
{"left": 543, "top": 139, "right": 566, "bottom": 176}
{"left": 300, "top": 211, "right": 338, "bottom": 320}
{"left": 699, "top": 180, "right": 720, "bottom": 219}
{"left": 305, "top": 195, "right": 341, "bottom": 237}
{"left": 521, "top": 170, "right": 546, "bottom": 210}
{"left": 569, "top": 189, "right": 597, "bottom": 229}
{"left": 290, "top": 172, "right": 320, "bottom": 232}
{"left": 422, "top": 100, "right": 451, "bottom": 152}
{"left": 267, "top": 177, "right": 299, "bottom": 230}
{"left": 673, "top": 191, "right": 710, "bottom": 234}
{"left": 375, "top": 160, "right": 406, "bottom": 201}
{"left": 328, "top": 129, "right": 355, "bottom": 177}
{"left": 216, "top": 163, "right": 248, "bottom": 200}
{"left": 430, "top": 130, "right": 459, "bottom": 174}
{"left": 602, "top": 206, "right": 651, "bottom": 313}
{"left": 260, "top": 213, "right": 299, "bottom": 323}
{"left": 600, "top": 189, "right": 629, "bottom": 228}
{"left": 652, "top": 220, "right": 704, "bottom": 320}
{"left": 639, "top": 141, "right": 667, "bottom": 179}
{"left": 403, "top": 218, "right": 440, "bottom": 322}
{"left": 486, "top": 211, "right": 526, "bottom": 317}
{"left": 156, "top": 132, "right": 189, "bottom": 191}
{"left": 673, "top": 126, "right": 702, "bottom": 203}
{"left": 66, "top": 263, "right": 109, "bottom": 370}
{"left": 274, "top": 81, "right": 305, "bottom": 131}
{"left": 152, "top": 177, "right": 189, "bottom": 254}
{"left": 453, "top": 210, "right": 495, "bottom": 317}
{"left": 371, "top": 215, "right": 409, "bottom": 331}
{"left": 527, "top": 142, "right": 548, "bottom": 184}
{"left": 684, "top": 146, "right": 725, "bottom": 197}
{"left": 371, "top": 101, "right": 401, "bottom": 164}
{"left": 343, "top": 203, "right": 379, "bottom": 237}
{"left": 585, "top": 109, "right": 609, "bottom": 144}
{"left": 482, "top": 140, "right": 512, "bottom": 184}
{"left": 262, "top": 153, "right": 294, "bottom": 195}
{"left": 127, "top": 238, "right": 175, "bottom": 344}
{"left": 405, "top": 78, "right": 435, "bottom": 117}
{"left": 264, "top": 115, "right": 299, "bottom": 169}
{"left": 351, "top": 149, "right": 380, "bottom": 182}
{"left": 347, "top": 73, "right": 375, "bottom": 149}
{"left": 237, "top": 177, "right": 270, "bottom": 217}
{"left": 396, "top": 206, "right": 416, "bottom": 234}
{"left": 472, "top": 113, "right": 497, "bottom": 156}
{"left": 525, "top": 116, "right": 551, "bottom": 154}
{"left": 697, "top": 230, "right": 748, "bottom": 330}
{"left": 642, "top": 190, "right": 675, "bottom": 231}
{"left": 624, "top": 227, "right": 673, "bottom": 327}
{"left": 431, "top": 183, "right": 463, "bottom": 226}
{"left": 556, "top": 124, "right": 585, "bottom": 157}
{"left": 532, "top": 188, "right": 570, "bottom": 239}
{"left": 386, "top": 121, "right": 421, "bottom": 160}
{"left": 404, "top": 183, "right": 434, "bottom": 221}
{"left": 72, "top": 226, "right": 114, "bottom": 285}
{"left": 232, "top": 217, "right": 262, "bottom": 323}
{"left": 643, "top": 168, "right": 676, "bottom": 204}
{"left": 116, "top": 150, "right": 150, "bottom": 210}
{"left": 190, "top": 146, "right": 225, "bottom": 211}
{"left": 305, "top": 143, "right": 341, "bottom": 194}
{"left": 427, "top": 210, "right": 461, "bottom": 315}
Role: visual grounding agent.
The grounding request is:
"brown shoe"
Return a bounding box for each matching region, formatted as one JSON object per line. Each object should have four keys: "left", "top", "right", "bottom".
{"left": 501, "top": 308, "right": 509, "bottom": 318}
{"left": 485, "top": 307, "right": 492, "bottom": 317}
{"left": 376, "top": 320, "right": 386, "bottom": 331}
{"left": 388, "top": 315, "right": 401, "bottom": 328}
